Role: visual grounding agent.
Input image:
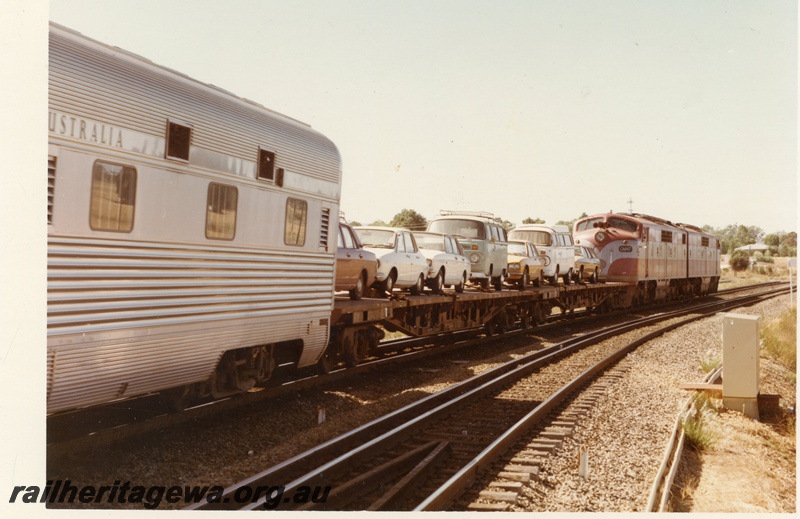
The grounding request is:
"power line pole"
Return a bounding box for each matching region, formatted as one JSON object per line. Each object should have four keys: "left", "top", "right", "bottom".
{"left": 627, "top": 197, "right": 634, "bottom": 212}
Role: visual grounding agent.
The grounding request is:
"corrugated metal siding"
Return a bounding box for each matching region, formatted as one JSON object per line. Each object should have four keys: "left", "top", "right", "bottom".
{"left": 47, "top": 236, "right": 333, "bottom": 413}
{"left": 49, "top": 26, "right": 340, "bottom": 185}
{"left": 48, "top": 236, "right": 334, "bottom": 334}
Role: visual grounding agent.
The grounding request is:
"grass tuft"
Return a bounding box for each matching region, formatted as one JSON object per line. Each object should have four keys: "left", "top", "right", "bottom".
{"left": 683, "top": 408, "right": 717, "bottom": 452}
{"left": 761, "top": 306, "right": 797, "bottom": 372}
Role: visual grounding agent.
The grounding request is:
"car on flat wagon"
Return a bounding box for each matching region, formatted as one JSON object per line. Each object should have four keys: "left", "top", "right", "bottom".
{"left": 412, "top": 231, "right": 471, "bottom": 293}
{"left": 336, "top": 220, "right": 378, "bottom": 300}
{"left": 354, "top": 226, "right": 428, "bottom": 296}
{"left": 426, "top": 210, "right": 508, "bottom": 290}
{"left": 506, "top": 240, "right": 546, "bottom": 289}
{"left": 572, "top": 244, "right": 601, "bottom": 283}
{"left": 508, "top": 224, "right": 574, "bottom": 285}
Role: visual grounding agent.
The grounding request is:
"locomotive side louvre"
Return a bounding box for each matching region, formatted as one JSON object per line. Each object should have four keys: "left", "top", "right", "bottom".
{"left": 47, "top": 23, "right": 341, "bottom": 414}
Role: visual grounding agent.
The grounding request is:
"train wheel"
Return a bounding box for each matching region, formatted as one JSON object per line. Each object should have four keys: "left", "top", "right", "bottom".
{"left": 343, "top": 335, "right": 360, "bottom": 367}
{"left": 349, "top": 272, "right": 366, "bottom": 301}
{"left": 455, "top": 272, "right": 466, "bottom": 293}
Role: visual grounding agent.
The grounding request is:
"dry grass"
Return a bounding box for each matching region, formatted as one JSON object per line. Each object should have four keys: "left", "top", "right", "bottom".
{"left": 761, "top": 305, "right": 797, "bottom": 371}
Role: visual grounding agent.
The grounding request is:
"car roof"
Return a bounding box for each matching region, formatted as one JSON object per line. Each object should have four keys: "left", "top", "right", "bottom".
{"left": 354, "top": 226, "right": 407, "bottom": 232}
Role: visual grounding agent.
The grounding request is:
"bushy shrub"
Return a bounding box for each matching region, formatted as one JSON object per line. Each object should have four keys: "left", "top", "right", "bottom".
{"left": 730, "top": 250, "right": 751, "bottom": 272}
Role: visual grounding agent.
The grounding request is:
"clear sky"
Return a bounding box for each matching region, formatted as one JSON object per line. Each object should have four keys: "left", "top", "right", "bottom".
{"left": 45, "top": 0, "right": 798, "bottom": 234}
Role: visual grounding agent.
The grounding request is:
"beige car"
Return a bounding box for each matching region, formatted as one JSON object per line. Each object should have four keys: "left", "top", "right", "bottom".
{"left": 335, "top": 221, "right": 378, "bottom": 300}
{"left": 506, "top": 240, "right": 546, "bottom": 289}
{"left": 573, "top": 245, "right": 601, "bottom": 283}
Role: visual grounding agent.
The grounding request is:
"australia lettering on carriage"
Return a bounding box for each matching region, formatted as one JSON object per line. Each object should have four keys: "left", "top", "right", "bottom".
{"left": 49, "top": 110, "right": 124, "bottom": 147}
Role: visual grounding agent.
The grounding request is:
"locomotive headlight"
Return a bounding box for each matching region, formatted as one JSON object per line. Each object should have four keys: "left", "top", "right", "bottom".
{"left": 595, "top": 231, "right": 607, "bottom": 242}
{"left": 469, "top": 252, "right": 481, "bottom": 264}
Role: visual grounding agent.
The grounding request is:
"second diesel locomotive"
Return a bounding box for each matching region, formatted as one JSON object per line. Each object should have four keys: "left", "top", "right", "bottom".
{"left": 573, "top": 212, "right": 721, "bottom": 305}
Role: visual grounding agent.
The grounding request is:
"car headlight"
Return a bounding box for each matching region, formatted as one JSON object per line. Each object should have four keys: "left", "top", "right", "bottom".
{"left": 595, "top": 231, "right": 606, "bottom": 242}
{"left": 469, "top": 253, "right": 481, "bottom": 263}
{"left": 508, "top": 263, "right": 520, "bottom": 270}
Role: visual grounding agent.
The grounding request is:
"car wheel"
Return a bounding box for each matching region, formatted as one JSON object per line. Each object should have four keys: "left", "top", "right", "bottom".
{"left": 591, "top": 268, "right": 598, "bottom": 284}
{"left": 478, "top": 278, "right": 490, "bottom": 290}
{"left": 493, "top": 273, "right": 503, "bottom": 291}
{"left": 430, "top": 269, "right": 444, "bottom": 294}
{"left": 519, "top": 268, "right": 529, "bottom": 290}
{"left": 409, "top": 274, "right": 424, "bottom": 295}
{"left": 533, "top": 270, "right": 544, "bottom": 287}
{"left": 382, "top": 271, "right": 395, "bottom": 296}
{"left": 455, "top": 272, "right": 466, "bottom": 293}
{"left": 349, "top": 272, "right": 366, "bottom": 300}
{"left": 576, "top": 266, "right": 584, "bottom": 283}
{"left": 550, "top": 266, "right": 560, "bottom": 286}
{"left": 563, "top": 268, "right": 572, "bottom": 285}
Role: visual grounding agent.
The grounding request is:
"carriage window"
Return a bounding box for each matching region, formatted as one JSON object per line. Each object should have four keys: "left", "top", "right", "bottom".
{"left": 206, "top": 183, "right": 238, "bottom": 240}
{"left": 258, "top": 149, "right": 275, "bottom": 181}
{"left": 284, "top": 198, "right": 307, "bottom": 246}
{"left": 166, "top": 121, "right": 191, "bottom": 161}
{"left": 661, "top": 231, "right": 673, "bottom": 243}
{"left": 89, "top": 161, "right": 136, "bottom": 232}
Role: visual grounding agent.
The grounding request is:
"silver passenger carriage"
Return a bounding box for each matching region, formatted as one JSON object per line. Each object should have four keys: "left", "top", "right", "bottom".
{"left": 47, "top": 23, "right": 341, "bottom": 413}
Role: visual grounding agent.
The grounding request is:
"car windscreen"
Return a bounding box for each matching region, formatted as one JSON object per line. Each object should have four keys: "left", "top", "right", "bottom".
{"left": 428, "top": 219, "right": 486, "bottom": 240}
{"left": 414, "top": 233, "right": 444, "bottom": 251}
{"left": 355, "top": 229, "right": 396, "bottom": 248}
{"left": 509, "top": 230, "right": 551, "bottom": 246}
{"left": 507, "top": 242, "right": 527, "bottom": 256}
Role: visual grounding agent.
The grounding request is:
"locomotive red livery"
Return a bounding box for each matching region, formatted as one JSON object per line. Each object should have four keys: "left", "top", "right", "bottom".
{"left": 573, "top": 212, "right": 720, "bottom": 305}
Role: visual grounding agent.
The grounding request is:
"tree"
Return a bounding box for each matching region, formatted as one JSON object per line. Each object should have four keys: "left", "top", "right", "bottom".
{"left": 494, "top": 217, "right": 514, "bottom": 232}
{"left": 369, "top": 219, "right": 389, "bottom": 227}
{"left": 348, "top": 220, "right": 362, "bottom": 227}
{"left": 730, "top": 249, "right": 751, "bottom": 274}
{"left": 522, "top": 217, "right": 545, "bottom": 224}
{"left": 389, "top": 209, "right": 427, "bottom": 230}
{"left": 555, "top": 212, "right": 588, "bottom": 228}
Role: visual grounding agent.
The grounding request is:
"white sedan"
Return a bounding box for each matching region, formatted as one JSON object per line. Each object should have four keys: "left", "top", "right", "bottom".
{"left": 412, "top": 231, "right": 472, "bottom": 293}
{"left": 354, "top": 226, "right": 428, "bottom": 296}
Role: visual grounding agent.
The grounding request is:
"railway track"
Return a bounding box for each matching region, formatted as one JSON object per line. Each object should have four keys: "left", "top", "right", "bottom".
{"left": 46, "top": 281, "right": 784, "bottom": 455}
{"left": 183, "top": 283, "right": 789, "bottom": 511}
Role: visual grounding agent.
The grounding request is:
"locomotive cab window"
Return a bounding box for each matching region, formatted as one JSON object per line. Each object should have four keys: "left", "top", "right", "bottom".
{"left": 206, "top": 183, "right": 238, "bottom": 240}
{"left": 285, "top": 198, "right": 307, "bottom": 246}
{"left": 89, "top": 161, "right": 136, "bottom": 232}
{"left": 166, "top": 121, "right": 192, "bottom": 161}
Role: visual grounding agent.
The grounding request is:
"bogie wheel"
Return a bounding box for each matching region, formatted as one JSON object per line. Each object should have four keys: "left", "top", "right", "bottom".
{"left": 409, "top": 274, "right": 424, "bottom": 295}
{"left": 343, "top": 336, "right": 360, "bottom": 368}
{"left": 349, "top": 272, "right": 366, "bottom": 300}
